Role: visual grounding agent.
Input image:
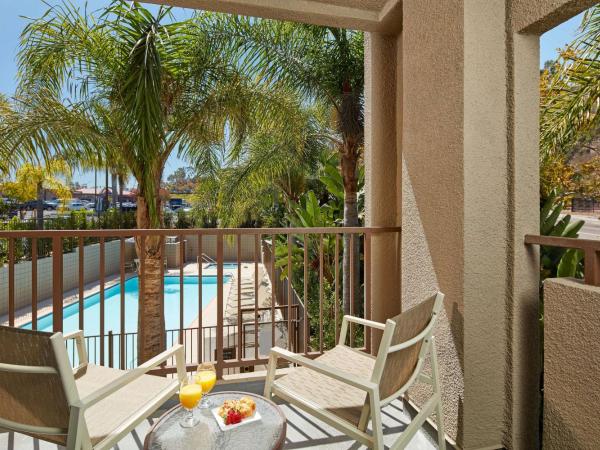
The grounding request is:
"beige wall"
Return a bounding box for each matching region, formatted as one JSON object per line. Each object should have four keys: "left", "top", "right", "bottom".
{"left": 0, "top": 240, "right": 127, "bottom": 316}
{"left": 182, "top": 234, "right": 259, "bottom": 263}
{"left": 512, "top": 0, "right": 598, "bottom": 33}
{"left": 145, "top": 0, "right": 387, "bottom": 32}
{"left": 164, "top": 234, "right": 258, "bottom": 267}
{"left": 364, "top": 32, "right": 401, "bottom": 344}
{"left": 400, "top": 0, "right": 467, "bottom": 445}
{"left": 543, "top": 278, "right": 600, "bottom": 449}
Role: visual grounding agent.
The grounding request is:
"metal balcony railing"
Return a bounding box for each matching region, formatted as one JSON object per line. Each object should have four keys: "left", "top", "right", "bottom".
{"left": 0, "top": 226, "right": 401, "bottom": 377}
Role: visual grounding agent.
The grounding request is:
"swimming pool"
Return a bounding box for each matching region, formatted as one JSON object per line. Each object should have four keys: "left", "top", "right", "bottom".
{"left": 21, "top": 275, "right": 230, "bottom": 334}
{"left": 206, "top": 263, "right": 239, "bottom": 270}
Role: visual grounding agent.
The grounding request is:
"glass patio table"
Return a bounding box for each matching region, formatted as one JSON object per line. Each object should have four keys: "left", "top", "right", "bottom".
{"left": 144, "top": 391, "right": 286, "bottom": 450}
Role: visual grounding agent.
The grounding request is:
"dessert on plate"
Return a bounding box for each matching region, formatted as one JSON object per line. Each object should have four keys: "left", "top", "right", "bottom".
{"left": 217, "top": 397, "right": 257, "bottom": 425}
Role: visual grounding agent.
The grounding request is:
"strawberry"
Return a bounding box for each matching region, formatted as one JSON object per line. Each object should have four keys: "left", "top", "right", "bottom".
{"left": 225, "top": 409, "right": 242, "bottom": 425}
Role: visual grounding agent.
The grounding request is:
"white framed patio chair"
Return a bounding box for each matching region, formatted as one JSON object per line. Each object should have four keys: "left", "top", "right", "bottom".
{"left": 264, "top": 292, "right": 446, "bottom": 449}
{"left": 0, "top": 326, "right": 186, "bottom": 450}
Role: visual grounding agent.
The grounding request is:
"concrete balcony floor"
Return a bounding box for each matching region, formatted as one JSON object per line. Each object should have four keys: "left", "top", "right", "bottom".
{"left": 1, "top": 380, "right": 440, "bottom": 450}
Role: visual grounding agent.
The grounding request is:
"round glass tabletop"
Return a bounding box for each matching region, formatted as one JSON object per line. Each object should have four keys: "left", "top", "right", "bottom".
{"left": 144, "top": 391, "right": 286, "bottom": 450}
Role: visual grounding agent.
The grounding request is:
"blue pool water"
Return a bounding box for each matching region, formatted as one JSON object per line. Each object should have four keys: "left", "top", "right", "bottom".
{"left": 206, "top": 263, "right": 239, "bottom": 269}
{"left": 22, "top": 275, "right": 229, "bottom": 334}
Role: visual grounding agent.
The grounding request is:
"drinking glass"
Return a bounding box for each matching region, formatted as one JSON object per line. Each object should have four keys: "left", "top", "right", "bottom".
{"left": 195, "top": 363, "right": 217, "bottom": 409}
{"left": 179, "top": 377, "right": 202, "bottom": 427}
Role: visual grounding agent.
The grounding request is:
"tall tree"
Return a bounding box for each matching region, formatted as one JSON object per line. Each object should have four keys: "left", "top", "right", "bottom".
{"left": 212, "top": 16, "right": 364, "bottom": 315}
{"left": 3, "top": 1, "right": 257, "bottom": 362}
{"left": 202, "top": 99, "right": 330, "bottom": 227}
{"left": 1, "top": 159, "right": 71, "bottom": 228}
{"left": 541, "top": 6, "right": 600, "bottom": 162}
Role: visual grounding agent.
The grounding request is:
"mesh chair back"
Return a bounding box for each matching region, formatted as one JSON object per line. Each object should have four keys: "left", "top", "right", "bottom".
{"left": 378, "top": 296, "right": 438, "bottom": 399}
{"left": 0, "top": 326, "right": 70, "bottom": 445}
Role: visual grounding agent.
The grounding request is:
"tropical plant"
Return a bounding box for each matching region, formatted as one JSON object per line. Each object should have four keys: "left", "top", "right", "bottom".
{"left": 3, "top": 1, "right": 263, "bottom": 362}
{"left": 275, "top": 158, "right": 367, "bottom": 350}
{"left": 541, "top": 6, "right": 600, "bottom": 164}
{"left": 540, "top": 194, "right": 585, "bottom": 281}
{"left": 0, "top": 159, "right": 71, "bottom": 228}
{"left": 212, "top": 15, "right": 365, "bottom": 316}
{"left": 196, "top": 96, "right": 330, "bottom": 227}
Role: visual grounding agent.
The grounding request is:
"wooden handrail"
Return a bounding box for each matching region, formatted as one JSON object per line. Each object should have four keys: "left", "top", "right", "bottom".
{"left": 4, "top": 226, "right": 402, "bottom": 377}
{"left": 0, "top": 226, "right": 401, "bottom": 239}
{"left": 524, "top": 234, "right": 600, "bottom": 286}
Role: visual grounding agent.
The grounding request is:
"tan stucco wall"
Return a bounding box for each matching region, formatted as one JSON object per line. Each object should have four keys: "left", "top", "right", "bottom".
{"left": 182, "top": 234, "right": 259, "bottom": 262}
{"left": 505, "top": 29, "right": 542, "bottom": 450}
{"left": 543, "top": 278, "right": 600, "bottom": 449}
{"left": 145, "top": 0, "right": 386, "bottom": 32}
{"left": 398, "top": 1, "right": 551, "bottom": 447}
{"left": 512, "top": 0, "right": 598, "bottom": 34}
{"left": 364, "top": 32, "right": 401, "bottom": 343}
{"left": 400, "top": 0, "right": 465, "bottom": 445}
{"left": 463, "top": 2, "right": 510, "bottom": 447}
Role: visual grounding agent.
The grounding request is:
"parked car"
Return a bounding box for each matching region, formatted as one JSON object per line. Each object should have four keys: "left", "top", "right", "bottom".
{"left": 22, "top": 200, "right": 39, "bottom": 210}
{"left": 169, "top": 198, "right": 184, "bottom": 211}
{"left": 59, "top": 199, "right": 86, "bottom": 211}
{"left": 44, "top": 200, "right": 59, "bottom": 210}
{"left": 120, "top": 201, "right": 137, "bottom": 211}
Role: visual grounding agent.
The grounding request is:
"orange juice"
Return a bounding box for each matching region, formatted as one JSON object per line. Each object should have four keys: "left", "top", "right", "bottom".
{"left": 179, "top": 383, "right": 203, "bottom": 410}
{"left": 196, "top": 370, "right": 217, "bottom": 393}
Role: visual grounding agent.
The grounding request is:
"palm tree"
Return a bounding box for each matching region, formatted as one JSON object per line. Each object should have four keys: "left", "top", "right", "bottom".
{"left": 203, "top": 99, "right": 331, "bottom": 227}
{"left": 2, "top": 1, "right": 256, "bottom": 362}
{"left": 541, "top": 6, "right": 600, "bottom": 161}
{"left": 210, "top": 16, "right": 364, "bottom": 315}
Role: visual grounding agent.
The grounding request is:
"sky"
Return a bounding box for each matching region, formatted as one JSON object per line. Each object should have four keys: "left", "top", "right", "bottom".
{"left": 0, "top": 1, "right": 588, "bottom": 188}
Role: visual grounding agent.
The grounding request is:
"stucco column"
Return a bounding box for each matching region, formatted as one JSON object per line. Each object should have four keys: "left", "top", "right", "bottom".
{"left": 505, "top": 29, "right": 542, "bottom": 450}
{"left": 401, "top": 0, "right": 540, "bottom": 447}
{"left": 364, "top": 32, "right": 401, "bottom": 347}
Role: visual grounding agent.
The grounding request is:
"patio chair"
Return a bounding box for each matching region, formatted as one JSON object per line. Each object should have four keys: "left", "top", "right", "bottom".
{"left": 264, "top": 292, "right": 446, "bottom": 450}
{"left": 0, "top": 326, "right": 186, "bottom": 450}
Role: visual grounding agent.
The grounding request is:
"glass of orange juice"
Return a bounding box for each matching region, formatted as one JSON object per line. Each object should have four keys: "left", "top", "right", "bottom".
{"left": 179, "top": 377, "right": 202, "bottom": 427}
{"left": 195, "top": 362, "right": 217, "bottom": 409}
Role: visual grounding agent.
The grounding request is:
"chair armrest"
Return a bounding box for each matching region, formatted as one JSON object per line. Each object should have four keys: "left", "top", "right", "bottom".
{"left": 63, "top": 330, "right": 88, "bottom": 367}
{"left": 343, "top": 316, "right": 386, "bottom": 330}
{"left": 80, "top": 344, "right": 184, "bottom": 410}
{"left": 269, "top": 347, "right": 377, "bottom": 393}
{"left": 339, "top": 316, "right": 386, "bottom": 346}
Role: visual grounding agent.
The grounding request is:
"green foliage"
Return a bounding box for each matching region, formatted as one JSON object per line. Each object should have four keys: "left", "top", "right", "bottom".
{"left": 0, "top": 211, "right": 137, "bottom": 265}
{"left": 540, "top": 194, "right": 585, "bottom": 280}
{"left": 3, "top": 1, "right": 265, "bottom": 230}
{"left": 540, "top": 5, "right": 600, "bottom": 189}
{"left": 273, "top": 157, "right": 367, "bottom": 351}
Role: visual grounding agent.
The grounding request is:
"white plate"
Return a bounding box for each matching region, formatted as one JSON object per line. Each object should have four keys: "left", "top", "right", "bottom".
{"left": 211, "top": 406, "right": 261, "bottom": 431}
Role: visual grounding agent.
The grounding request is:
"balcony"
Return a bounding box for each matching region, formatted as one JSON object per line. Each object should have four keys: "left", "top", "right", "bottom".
{"left": 0, "top": 227, "right": 453, "bottom": 449}
{"left": 0, "top": 227, "right": 400, "bottom": 371}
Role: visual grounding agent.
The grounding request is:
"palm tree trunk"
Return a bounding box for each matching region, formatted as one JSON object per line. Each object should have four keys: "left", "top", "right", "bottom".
{"left": 104, "top": 167, "right": 109, "bottom": 211}
{"left": 36, "top": 182, "right": 44, "bottom": 230}
{"left": 341, "top": 151, "right": 361, "bottom": 317}
{"left": 118, "top": 174, "right": 125, "bottom": 212}
{"left": 111, "top": 172, "right": 118, "bottom": 208}
{"left": 135, "top": 191, "right": 165, "bottom": 364}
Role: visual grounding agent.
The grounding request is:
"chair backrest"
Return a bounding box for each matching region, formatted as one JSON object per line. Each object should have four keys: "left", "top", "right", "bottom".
{"left": 0, "top": 326, "right": 71, "bottom": 445}
{"left": 375, "top": 292, "right": 443, "bottom": 399}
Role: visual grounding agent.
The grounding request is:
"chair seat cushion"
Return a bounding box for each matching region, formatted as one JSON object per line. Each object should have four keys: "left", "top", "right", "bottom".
{"left": 74, "top": 364, "right": 176, "bottom": 446}
{"left": 274, "top": 345, "right": 375, "bottom": 426}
